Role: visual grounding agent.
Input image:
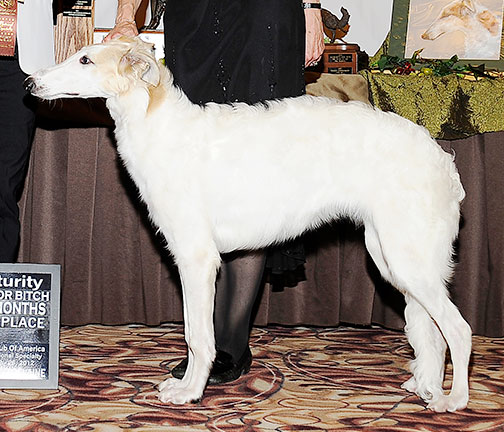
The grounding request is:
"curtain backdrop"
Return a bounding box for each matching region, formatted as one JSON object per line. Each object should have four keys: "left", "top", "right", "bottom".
{"left": 17, "top": 94, "right": 504, "bottom": 337}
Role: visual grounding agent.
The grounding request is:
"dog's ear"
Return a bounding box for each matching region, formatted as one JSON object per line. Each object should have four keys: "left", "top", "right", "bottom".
{"left": 120, "top": 50, "right": 160, "bottom": 87}
{"left": 461, "top": 0, "right": 476, "bottom": 12}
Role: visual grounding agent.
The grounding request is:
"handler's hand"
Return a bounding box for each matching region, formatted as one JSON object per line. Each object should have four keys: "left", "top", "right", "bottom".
{"left": 305, "top": 8, "right": 325, "bottom": 67}
{"left": 104, "top": 21, "right": 138, "bottom": 42}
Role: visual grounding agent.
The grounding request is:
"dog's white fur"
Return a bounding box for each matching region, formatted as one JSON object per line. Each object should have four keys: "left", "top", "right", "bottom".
{"left": 422, "top": 0, "right": 501, "bottom": 59}
{"left": 27, "top": 37, "right": 472, "bottom": 412}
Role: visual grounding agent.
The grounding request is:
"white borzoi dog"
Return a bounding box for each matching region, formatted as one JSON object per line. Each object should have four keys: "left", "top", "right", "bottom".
{"left": 25, "top": 37, "right": 471, "bottom": 412}
{"left": 422, "top": 0, "right": 501, "bottom": 59}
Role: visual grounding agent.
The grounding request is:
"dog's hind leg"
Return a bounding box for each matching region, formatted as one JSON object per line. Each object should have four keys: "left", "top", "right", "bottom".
{"left": 365, "top": 225, "right": 445, "bottom": 402}
{"left": 414, "top": 291, "right": 471, "bottom": 412}
{"left": 404, "top": 292, "right": 471, "bottom": 412}
{"left": 401, "top": 295, "right": 446, "bottom": 403}
{"left": 367, "top": 214, "right": 471, "bottom": 412}
{"left": 364, "top": 224, "right": 393, "bottom": 282}
{"left": 158, "top": 242, "right": 221, "bottom": 404}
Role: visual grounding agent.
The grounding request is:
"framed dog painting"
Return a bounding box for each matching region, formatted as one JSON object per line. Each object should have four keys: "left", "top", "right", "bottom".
{"left": 390, "top": 0, "right": 504, "bottom": 67}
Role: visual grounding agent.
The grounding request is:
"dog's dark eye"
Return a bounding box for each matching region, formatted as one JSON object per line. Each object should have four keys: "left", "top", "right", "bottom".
{"left": 79, "top": 55, "right": 93, "bottom": 65}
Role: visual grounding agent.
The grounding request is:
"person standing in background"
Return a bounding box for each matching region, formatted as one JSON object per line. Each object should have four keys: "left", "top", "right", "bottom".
{"left": 0, "top": 0, "right": 55, "bottom": 262}
{"left": 106, "top": 0, "right": 324, "bottom": 384}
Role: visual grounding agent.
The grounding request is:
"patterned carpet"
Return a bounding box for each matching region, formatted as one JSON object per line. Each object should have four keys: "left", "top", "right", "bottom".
{"left": 0, "top": 324, "right": 503, "bottom": 431}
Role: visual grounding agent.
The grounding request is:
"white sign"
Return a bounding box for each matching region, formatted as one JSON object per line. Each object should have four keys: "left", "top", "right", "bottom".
{"left": 0, "top": 264, "right": 61, "bottom": 389}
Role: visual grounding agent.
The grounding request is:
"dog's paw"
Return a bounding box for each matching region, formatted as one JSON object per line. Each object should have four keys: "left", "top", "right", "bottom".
{"left": 427, "top": 392, "right": 468, "bottom": 412}
{"left": 158, "top": 377, "right": 180, "bottom": 392}
{"left": 157, "top": 378, "right": 203, "bottom": 405}
{"left": 401, "top": 376, "right": 418, "bottom": 394}
{"left": 402, "top": 376, "right": 443, "bottom": 403}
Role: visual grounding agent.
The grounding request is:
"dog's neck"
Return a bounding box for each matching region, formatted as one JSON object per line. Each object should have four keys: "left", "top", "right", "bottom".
{"left": 105, "top": 70, "right": 202, "bottom": 160}
{"left": 106, "top": 72, "right": 194, "bottom": 124}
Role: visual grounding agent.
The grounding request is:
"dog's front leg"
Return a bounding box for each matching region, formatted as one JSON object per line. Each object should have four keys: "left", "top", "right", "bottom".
{"left": 158, "top": 247, "right": 220, "bottom": 404}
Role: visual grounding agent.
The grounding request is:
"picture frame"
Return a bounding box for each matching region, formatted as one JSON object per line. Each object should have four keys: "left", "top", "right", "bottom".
{"left": 389, "top": 0, "right": 504, "bottom": 69}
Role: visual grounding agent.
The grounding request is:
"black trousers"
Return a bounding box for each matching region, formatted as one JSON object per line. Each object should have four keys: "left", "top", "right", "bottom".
{"left": 0, "top": 56, "right": 36, "bottom": 262}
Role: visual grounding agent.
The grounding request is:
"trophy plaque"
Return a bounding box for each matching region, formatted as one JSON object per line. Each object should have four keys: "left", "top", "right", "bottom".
{"left": 323, "top": 43, "right": 360, "bottom": 74}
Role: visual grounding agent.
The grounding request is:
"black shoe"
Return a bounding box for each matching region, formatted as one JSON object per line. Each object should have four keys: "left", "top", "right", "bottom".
{"left": 171, "top": 347, "right": 252, "bottom": 385}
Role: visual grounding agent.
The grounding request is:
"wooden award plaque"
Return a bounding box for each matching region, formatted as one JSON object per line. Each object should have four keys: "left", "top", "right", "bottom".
{"left": 323, "top": 43, "right": 360, "bottom": 74}
{"left": 54, "top": 0, "right": 94, "bottom": 63}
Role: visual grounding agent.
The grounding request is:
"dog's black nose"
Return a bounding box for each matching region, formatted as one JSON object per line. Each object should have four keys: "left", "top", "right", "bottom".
{"left": 23, "top": 77, "right": 36, "bottom": 92}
